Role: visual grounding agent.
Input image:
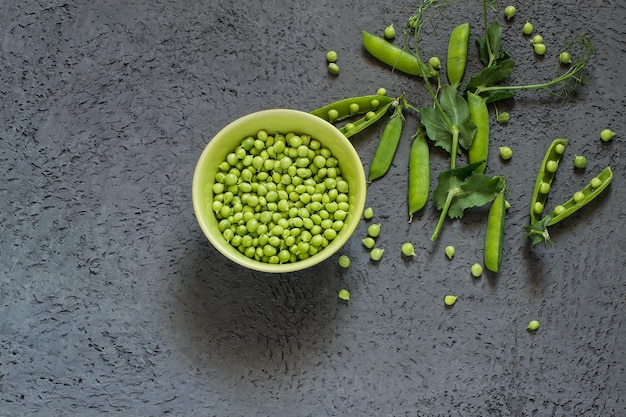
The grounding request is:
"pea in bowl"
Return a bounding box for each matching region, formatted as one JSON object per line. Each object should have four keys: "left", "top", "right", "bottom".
{"left": 192, "top": 109, "right": 367, "bottom": 273}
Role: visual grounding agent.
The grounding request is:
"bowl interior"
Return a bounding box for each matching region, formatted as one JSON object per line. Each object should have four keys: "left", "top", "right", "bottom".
{"left": 192, "top": 109, "right": 366, "bottom": 273}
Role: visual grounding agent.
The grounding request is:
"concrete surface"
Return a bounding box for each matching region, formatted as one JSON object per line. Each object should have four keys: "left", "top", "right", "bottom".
{"left": 1, "top": 0, "right": 625, "bottom": 415}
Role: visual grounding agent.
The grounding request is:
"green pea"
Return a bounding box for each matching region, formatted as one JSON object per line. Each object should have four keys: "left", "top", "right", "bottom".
{"left": 522, "top": 21, "right": 533, "bottom": 35}
{"left": 362, "top": 237, "right": 375, "bottom": 249}
{"left": 349, "top": 103, "right": 360, "bottom": 114}
{"left": 444, "top": 295, "right": 457, "bottom": 306}
{"left": 574, "top": 155, "right": 587, "bottom": 169}
{"left": 328, "top": 109, "right": 339, "bottom": 121}
{"left": 376, "top": 87, "right": 387, "bottom": 96}
{"left": 573, "top": 191, "right": 585, "bottom": 203}
{"left": 545, "top": 160, "right": 558, "bottom": 173}
{"left": 539, "top": 182, "right": 550, "bottom": 194}
{"left": 445, "top": 245, "right": 455, "bottom": 259}
{"left": 504, "top": 5, "right": 516, "bottom": 19}
{"left": 428, "top": 56, "right": 441, "bottom": 70}
{"left": 383, "top": 24, "right": 396, "bottom": 40}
{"left": 499, "top": 146, "right": 513, "bottom": 160}
{"left": 328, "top": 62, "right": 340, "bottom": 75}
{"left": 370, "top": 248, "right": 384, "bottom": 261}
{"left": 590, "top": 177, "right": 602, "bottom": 188}
{"left": 471, "top": 263, "right": 483, "bottom": 277}
{"left": 367, "top": 223, "right": 381, "bottom": 238}
{"left": 533, "top": 43, "right": 546, "bottom": 55}
{"left": 527, "top": 320, "right": 540, "bottom": 331}
{"left": 533, "top": 201, "right": 544, "bottom": 215}
{"left": 531, "top": 35, "right": 543, "bottom": 45}
{"left": 338, "top": 289, "right": 350, "bottom": 301}
{"left": 600, "top": 129, "right": 615, "bottom": 142}
{"left": 326, "top": 50, "right": 338, "bottom": 63}
{"left": 559, "top": 51, "right": 572, "bottom": 64}
{"left": 401, "top": 242, "right": 416, "bottom": 257}
{"left": 338, "top": 255, "right": 350, "bottom": 268}
{"left": 363, "top": 207, "right": 374, "bottom": 219}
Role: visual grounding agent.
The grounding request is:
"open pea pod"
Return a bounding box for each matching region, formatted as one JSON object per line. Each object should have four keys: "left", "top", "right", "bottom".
{"left": 529, "top": 138, "right": 568, "bottom": 225}
{"left": 547, "top": 166, "right": 613, "bottom": 226}
{"left": 310, "top": 94, "right": 394, "bottom": 123}
{"left": 339, "top": 99, "right": 396, "bottom": 138}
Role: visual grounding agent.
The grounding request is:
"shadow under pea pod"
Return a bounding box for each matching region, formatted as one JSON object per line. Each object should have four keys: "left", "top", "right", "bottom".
{"left": 166, "top": 238, "right": 342, "bottom": 372}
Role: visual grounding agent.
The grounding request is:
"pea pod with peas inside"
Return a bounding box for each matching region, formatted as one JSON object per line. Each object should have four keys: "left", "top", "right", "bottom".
{"left": 339, "top": 99, "right": 397, "bottom": 138}
{"left": 529, "top": 138, "right": 568, "bottom": 225}
{"left": 368, "top": 102, "right": 404, "bottom": 182}
{"left": 547, "top": 166, "right": 613, "bottom": 226}
{"left": 310, "top": 94, "right": 395, "bottom": 123}
{"left": 525, "top": 166, "right": 613, "bottom": 248}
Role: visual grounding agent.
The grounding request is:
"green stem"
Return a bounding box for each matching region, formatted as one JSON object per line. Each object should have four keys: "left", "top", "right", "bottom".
{"left": 450, "top": 127, "right": 460, "bottom": 169}
{"left": 431, "top": 189, "right": 456, "bottom": 241}
{"left": 482, "top": 0, "right": 495, "bottom": 67}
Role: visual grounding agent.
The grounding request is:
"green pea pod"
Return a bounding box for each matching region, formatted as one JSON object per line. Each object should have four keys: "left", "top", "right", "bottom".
{"left": 368, "top": 104, "right": 404, "bottom": 181}
{"left": 446, "top": 23, "right": 470, "bottom": 89}
{"left": 467, "top": 92, "right": 489, "bottom": 173}
{"left": 340, "top": 99, "right": 395, "bottom": 138}
{"left": 362, "top": 31, "right": 436, "bottom": 78}
{"left": 408, "top": 127, "right": 430, "bottom": 221}
{"left": 484, "top": 182, "right": 506, "bottom": 273}
{"left": 547, "top": 166, "right": 613, "bottom": 226}
{"left": 310, "top": 94, "right": 395, "bottom": 123}
{"left": 530, "top": 138, "right": 568, "bottom": 224}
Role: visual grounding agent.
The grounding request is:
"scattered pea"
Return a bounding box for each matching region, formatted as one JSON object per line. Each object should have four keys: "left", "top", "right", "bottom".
{"left": 600, "top": 129, "right": 615, "bottom": 142}
{"left": 428, "top": 56, "right": 441, "bottom": 70}
{"left": 505, "top": 200, "right": 511, "bottom": 209}
{"left": 326, "top": 50, "right": 338, "bottom": 63}
{"left": 376, "top": 87, "right": 387, "bottom": 96}
{"left": 527, "top": 320, "right": 540, "bottom": 331}
{"left": 531, "top": 35, "right": 543, "bottom": 44}
{"left": 522, "top": 21, "right": 533, "bottom": 35}
{"left": 328, "top": 62, "right": 340, "bottom": 75}
{"left": 445, "top": 245, "right": 455, "bottom": 259}
{"left": 559, "top": 51, "right": 572, "bottom": 64}
{"left": 471, "top": 263, "right": 483, "bottom": 277}
{"left": 499, "top": 146, "right": 513, "bottom": 160}
{"left": 363, "top": 206, "right": 374, "bottom": 220}
{"left": 497, "top": 112, "right": 510, "bottom": 123}
{"left": 401, "top": 242, "right": 416, "bottom": 257}
{"left": 444, "top": 295, "right": 457, "bottom": 306}
{"left": 533, "top": 43, "right": 546, "bottom": 55}
{"left": 338, "top": 255, "right": 350, "bottom": 268}
{"left": 384, "top": 24, "right": 396, "bottom": 40}
{"left": 362, "top": 237, "right": 375, "bottom": 249}
{"left": 573, "top": 155, "right": 587, "bottom": 169}
{"left": 367, "top": 223, "right": 381, "bottom": 238}
{"left": 370, "top": 247, "right": 384, "bottom": 261}
{"left": 504, "top": 5, "right": 516, "bottom": 19}
{"left": 338, "top": 289, "right": 350, "bottom": 301}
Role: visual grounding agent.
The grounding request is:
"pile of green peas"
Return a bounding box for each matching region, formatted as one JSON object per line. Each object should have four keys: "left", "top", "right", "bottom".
{"left": 211, "top": 130, "right": 351, "bottom": 264}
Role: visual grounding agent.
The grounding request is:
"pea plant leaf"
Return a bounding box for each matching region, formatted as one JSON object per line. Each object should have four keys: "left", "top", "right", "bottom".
{"left": 465, "top": 59, "right": 516, "bottom": 98}
{"left": 476, "top": 22, "right": 509, "bottom": 66}
{"left": 431, "top": 163, "right": 505, "bottom": 240}
{"left": 419, "top": 85, "right": 476, "bottom": 154}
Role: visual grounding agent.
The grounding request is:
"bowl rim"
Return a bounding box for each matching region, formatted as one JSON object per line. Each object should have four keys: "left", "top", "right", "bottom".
{"left": 192, "top": 108, "right": 367, "bottom": 273}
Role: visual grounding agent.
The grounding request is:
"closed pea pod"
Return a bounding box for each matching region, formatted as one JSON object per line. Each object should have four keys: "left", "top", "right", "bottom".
{"left": 547, "top": 166, "right": 613, "bottom": 226}
{"left": 484, "top": 182, "right": 506, "bottom": 273}
{"left": 467, "top": 92, "right": 489, "bottom": 173}
{"left": 446, "top": 23, "right": 470, "bottom": 89}
{"left": 408, "top": 127, "right": 430, "bottom": 220}
{"left": 529, "top": 138, "right": 568, "bottom": 225}
{"left": 362, "top": 31, "right": 436, "bottom": 78}
{"left": 369, "top": 103, "right": 404, "bottom": 181}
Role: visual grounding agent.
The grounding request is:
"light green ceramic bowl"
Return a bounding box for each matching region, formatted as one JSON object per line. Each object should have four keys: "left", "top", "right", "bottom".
{"left": 192, "top": 109, "right": 367, "bottom": 273}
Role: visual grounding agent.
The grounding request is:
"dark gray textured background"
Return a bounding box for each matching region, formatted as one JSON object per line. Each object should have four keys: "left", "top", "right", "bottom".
{"left": 1, "top": 0, "right": 625, "bottom": 416}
